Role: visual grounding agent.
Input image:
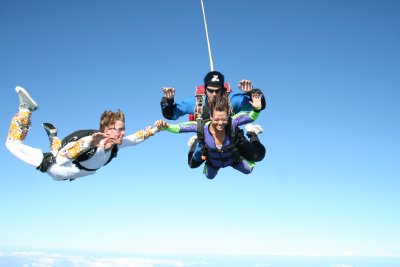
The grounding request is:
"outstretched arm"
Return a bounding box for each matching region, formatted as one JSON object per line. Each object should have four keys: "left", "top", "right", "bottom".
{"left": 249, "top": 92, "right": 263, "bottom": 110}
{"left": 230, "top": 80, "right": 267, "bottom": 113}
{"left": 160, "top": 87, "right": 197, "bottom": 120}
{"left": 156, "top": 119, "right": 197, "bottom": 134}
{"left": 120, "top": 126, "right": 160, "bottom": 148}
{"left": 232, "top": 93, "right": 263, "bottom": 126}
{"left": 251, "top": 88, "right": 266, "bottom": 111}
{"left": 59, "top": 136, "right": 94, "bottom": 159}
{"left": 238, "top": 79, "right": 253, "bottom": 93}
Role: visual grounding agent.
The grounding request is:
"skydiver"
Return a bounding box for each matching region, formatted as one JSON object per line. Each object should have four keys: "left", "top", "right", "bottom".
{"left": 156, "top": 92, "right": 263, "bottom": 179}
{"left": 6, "top": 86, "right": 162, "bottom": 181}
{"left": 160, "top": 70, "right": 266, "bottom": 167}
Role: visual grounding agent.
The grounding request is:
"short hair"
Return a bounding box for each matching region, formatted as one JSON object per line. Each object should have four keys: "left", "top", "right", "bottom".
{"left": 99, "top": 109, "right": 125, "bottom": 132}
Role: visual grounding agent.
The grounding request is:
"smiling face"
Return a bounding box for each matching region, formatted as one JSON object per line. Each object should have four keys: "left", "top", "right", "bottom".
{"left": 210, "top": 110, "right": 229, "bottom": 132}
{"left": 209, "top": 94, "right": 230, "bottom": 133}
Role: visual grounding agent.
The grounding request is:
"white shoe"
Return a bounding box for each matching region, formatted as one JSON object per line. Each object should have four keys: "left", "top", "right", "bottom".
{"left": 245, "top": 123, "right": 263, "bottom": 135}
{"left": 15, "top": 86, "right": 39, "bottom": 112}
{"left": 187, "top": 135, "right": 198, "bottom": 147}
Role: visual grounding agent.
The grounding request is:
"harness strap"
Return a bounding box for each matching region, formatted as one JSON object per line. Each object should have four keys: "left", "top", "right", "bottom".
{"left": 206, "top": 144, "right": 236, "bottom": 153}
{"left": 202, "top": 122, "right": 241, "bottom": 164}
{"left": 36, "top": 153, "right": 56, "bottom": 173}
{"left": 206, "top": 154, "right": 232, "bottom": 163}
{"left": 72, "top": 160, "right": 98, "bottom": 172}
{"left": 73, "top": 145, "right": 118, "bottom": 172}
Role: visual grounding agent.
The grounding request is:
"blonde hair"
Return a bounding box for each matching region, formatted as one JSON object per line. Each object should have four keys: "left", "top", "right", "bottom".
{"left": 99, "top": 109, "right": 125, "bottom": 132}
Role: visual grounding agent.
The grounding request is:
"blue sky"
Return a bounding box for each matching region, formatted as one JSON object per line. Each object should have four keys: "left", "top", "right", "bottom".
{"left": 1, "top": 0, "right": 400, "bottom": 264}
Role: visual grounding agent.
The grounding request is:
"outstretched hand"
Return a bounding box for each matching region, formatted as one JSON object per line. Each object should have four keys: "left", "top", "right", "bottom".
{"left": 90, "top": 132, "right": 107, "bottom": 148}
{"left": 154, "top": 119, "right": 170, "bottom": 131}
{"left": 162, "top": 87, "right": 175, "bottom": 99}
{"left": 238, "top": 79, "right": 252, "bottom": 92}
{"left": 249, "top": 93, "right": 263, "bottom": 110}
{"left": 90, "top": 132, "right": 118, "bottom": 151}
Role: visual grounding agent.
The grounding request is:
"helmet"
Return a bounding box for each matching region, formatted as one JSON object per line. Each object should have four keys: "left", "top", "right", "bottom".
{"left": 204, "top": 71, "right": 224, "bottom": 87}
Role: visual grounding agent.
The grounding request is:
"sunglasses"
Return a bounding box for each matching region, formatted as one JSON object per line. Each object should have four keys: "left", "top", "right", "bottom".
{"left": 206, "top": 87, "right": 223, "bottom": 94}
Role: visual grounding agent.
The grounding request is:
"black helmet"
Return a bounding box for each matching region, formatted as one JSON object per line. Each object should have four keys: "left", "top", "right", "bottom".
{"left": 204, "top": 71, "right": 224, "bottom": 87}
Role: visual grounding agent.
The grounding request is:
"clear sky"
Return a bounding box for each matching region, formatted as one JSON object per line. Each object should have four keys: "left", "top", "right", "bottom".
{"left": 1, "top": 0, "right": 400, "bottom": 262}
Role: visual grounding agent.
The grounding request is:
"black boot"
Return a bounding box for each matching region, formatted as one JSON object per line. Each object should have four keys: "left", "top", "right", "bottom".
{"left": 42, "top": 122, "right": 58, "bottom": 142}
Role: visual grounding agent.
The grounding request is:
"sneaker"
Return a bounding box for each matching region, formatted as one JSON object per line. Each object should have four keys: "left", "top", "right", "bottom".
{"left": 42, "top": 122, "right": 58, "bottom": 139}
{"left": 15, "top": 86, "right": 39, "bottom": 112}
{"left": 245, "top": 123, "right": 263, "bottom": 135}
{"left": 253, "top": 124, "right": 263, "bottom": 135}
{"left": 187, "top": 135, "right": 198, "bottom": 147}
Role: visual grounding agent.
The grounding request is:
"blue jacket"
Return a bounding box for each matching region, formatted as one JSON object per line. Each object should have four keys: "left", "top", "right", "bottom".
{"left": 161, "top": 90, "right": 266, "bottom": 120}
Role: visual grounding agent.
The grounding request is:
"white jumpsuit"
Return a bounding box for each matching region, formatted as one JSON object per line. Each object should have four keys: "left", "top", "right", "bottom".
{"left": 6, "top": 109, "right": 158, "bottom": 181}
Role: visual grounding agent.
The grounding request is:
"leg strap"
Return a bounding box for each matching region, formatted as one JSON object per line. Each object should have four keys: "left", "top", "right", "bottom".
{"left": 36, "top": 152, "right": 55, "bottom": 173}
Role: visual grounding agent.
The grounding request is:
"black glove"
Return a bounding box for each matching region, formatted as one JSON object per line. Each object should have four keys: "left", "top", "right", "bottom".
{"left": 160, "top": 97, "right": 174, "bottom": 120}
